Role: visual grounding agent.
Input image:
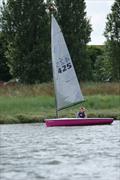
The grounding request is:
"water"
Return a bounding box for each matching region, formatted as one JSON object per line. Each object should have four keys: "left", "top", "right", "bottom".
{"left": 0, "top": 121, "right": 120, "bottom": 180}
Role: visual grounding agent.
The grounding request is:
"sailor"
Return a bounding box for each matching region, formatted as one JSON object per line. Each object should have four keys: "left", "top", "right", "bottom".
{"left": 77, "top": 107, "right": 87, "bottom": 118}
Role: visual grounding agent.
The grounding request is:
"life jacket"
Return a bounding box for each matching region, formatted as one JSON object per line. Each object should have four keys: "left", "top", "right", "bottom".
{"left": 78, "top": 111, "right": 85, "bottom": 118}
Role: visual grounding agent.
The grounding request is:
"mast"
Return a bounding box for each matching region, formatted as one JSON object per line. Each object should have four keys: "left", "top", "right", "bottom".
{"left": 51, "top": 15, "right": 59, "bottom": 118}
{"left": 49, "top": 4, "right": 59, "bottom": 118}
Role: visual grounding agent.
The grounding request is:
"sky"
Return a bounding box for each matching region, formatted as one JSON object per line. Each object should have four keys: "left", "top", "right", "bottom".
{"left": 86, "top": 0, "right": 115, "bottom": 45}
{"left": 0, "top": 0, "right": 115, "bottom": 45}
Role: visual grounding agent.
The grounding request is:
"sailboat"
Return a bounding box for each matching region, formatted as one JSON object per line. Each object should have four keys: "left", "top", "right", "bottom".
{"left": 44, "top": 15, "right": 113, "bottom": 127}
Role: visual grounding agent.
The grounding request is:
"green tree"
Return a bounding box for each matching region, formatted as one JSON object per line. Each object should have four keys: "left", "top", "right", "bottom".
{"left": 47, "top": 0, "right": 92, "bottom": 81}
{"left": 93, "top": 50, "right": 112, "bottom": 82}
{"left": 1, "top": 0, "right": 51, "bottom": 83}
{"left": 104, "top": 0, "right": 120, "bottom": 80}
{"left": 0, "top": 32, "right": 12, "bottom": 81}
{"left": 87, "top": 45, "right": 104, "bottom": 81}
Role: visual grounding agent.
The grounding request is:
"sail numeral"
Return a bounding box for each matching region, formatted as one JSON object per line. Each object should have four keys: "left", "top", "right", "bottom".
{"left": 63, "top": 65, "right": 67, "bottom": 72}
{"left": 58, "top": 68, "right": 62, "bottom": 74}
{"left": 67, "top": 63, "right": 72, "bottom": 69}
{"left": 58, "top": 63, "right": 72, "bottom": 73}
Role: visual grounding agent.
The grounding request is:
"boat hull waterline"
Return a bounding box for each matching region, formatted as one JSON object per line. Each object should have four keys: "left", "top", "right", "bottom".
{"left": 45, "top": 118, "right": 114, "bottom": 127}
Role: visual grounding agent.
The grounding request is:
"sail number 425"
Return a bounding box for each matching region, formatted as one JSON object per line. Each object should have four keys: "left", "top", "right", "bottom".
{"left": 58, "top": 63, "right": 72, "bottom": 73}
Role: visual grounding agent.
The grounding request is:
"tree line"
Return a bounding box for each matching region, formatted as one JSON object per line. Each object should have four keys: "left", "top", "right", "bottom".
{"left": 0, "top": 0, "right": 119, "bottom": 83}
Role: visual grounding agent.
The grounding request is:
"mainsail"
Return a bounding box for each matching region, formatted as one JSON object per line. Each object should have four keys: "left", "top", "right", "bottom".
{"left": 51, "top": 15, "right": 84, "bottom": 111}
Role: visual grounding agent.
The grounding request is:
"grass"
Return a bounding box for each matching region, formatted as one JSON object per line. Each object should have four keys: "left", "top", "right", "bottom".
{"left": 0, "top": 82, "right": 120, "bottom": 124}
{"left": 0, "top": 96, "right": 119, "bottom": 124}
{"left": 81, "top": 82, "right": 120, "bottom": 95}
{"left": 0, "top": 82, "right": 54, "bottom": 97}
{"left": 0, "top": 82, "right": 119, "bottom": 96}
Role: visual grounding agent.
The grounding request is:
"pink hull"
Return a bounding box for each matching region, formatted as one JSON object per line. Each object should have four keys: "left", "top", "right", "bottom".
{"left": 45, "top": 118, "right": 114, "bottom": 127}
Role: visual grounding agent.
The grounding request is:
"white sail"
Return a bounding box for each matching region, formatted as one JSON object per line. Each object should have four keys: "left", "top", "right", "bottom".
{"left": 51, "top": 15, "right": 84, "bottom": 111}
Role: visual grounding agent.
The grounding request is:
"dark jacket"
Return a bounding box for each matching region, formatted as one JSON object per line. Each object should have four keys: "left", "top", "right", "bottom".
{"left": 78, "top": 111, "right": 85, "bottom": 118}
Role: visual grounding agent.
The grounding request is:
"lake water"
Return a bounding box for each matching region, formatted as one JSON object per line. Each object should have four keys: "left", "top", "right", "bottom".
{"left": 0, "top": 121, "right": 120, "bottom": 180}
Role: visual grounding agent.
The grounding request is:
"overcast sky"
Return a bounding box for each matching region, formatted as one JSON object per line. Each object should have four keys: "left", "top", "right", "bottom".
{"left": 0, "top": 0, "right": 115, "bottom": 45}
{"left": 86, "top": 0, "right": 114, "bottom": 45}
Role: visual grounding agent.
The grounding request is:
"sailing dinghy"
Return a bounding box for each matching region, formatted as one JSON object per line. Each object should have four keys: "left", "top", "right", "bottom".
{"left": 44, "top": 15, "right": 113, "bottom": 127}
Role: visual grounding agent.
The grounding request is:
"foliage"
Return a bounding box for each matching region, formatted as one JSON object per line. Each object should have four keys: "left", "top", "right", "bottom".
{"left": 0, "top": 0, "right": 118, "bottom": 83}
{"left": 87, "top": 44, "right": 117, "bottom": 82}
{"left": 104, "top": 0, "right": 120, "bottom": 80}
{"left": 0, "top": 32, "right": 12, "bottom": 81}
{"left": 93, "top": 55, "right": 112, "bottom": 82}
{"left": 90, "top": 45, "right": 112, "bottom": 82}
{"left": 87, "top": 45, "right": 103, "bottom": 81}
{"left": 1, "top": 0, "right": 51, "bottom": 83}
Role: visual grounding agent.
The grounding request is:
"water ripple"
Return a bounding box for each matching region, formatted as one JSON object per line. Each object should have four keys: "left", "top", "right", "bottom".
{"left": 0, "top": 121, "right": 120, "bottom": 180}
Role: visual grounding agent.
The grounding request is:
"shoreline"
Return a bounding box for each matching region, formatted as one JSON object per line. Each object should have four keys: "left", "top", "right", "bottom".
{"left": 0, "top": 110, "right": 119, "bottom": 124}
{"left": 0, "top": 83, "right": 119, "bottom": 124}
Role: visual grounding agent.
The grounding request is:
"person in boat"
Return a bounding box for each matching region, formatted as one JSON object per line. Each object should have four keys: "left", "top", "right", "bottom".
{"left": 76, "top": 107, "right": 87, "bottom": 118}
